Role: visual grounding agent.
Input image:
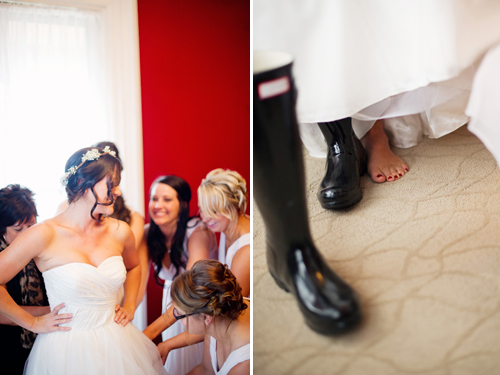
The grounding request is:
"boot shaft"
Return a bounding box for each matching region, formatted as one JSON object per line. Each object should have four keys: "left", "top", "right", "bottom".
{"left": 253, "top": 51, "right": 312, "bottom": 247}
{"left": 318, "top": 118, "right": 357, "bottom": 155}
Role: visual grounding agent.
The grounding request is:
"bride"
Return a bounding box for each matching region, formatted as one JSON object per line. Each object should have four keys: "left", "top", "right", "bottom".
{"left": 0, "top": 146, "right": 166, "bottom": 374}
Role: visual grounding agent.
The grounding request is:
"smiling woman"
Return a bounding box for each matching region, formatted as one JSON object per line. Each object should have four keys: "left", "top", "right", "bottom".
{"left": 198, "top": 168, "right": 250, "bottom": 298}
{"left": 140, "top": 175, "right": 217, "bottom": 375}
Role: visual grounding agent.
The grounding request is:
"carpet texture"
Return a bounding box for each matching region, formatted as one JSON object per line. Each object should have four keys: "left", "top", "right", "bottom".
{"left": 253, "top": 126, "right": 500, "bottom": 375}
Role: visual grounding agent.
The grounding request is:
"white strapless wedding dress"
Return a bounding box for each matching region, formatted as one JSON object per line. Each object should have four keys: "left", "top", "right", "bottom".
{"left": 254, "top": 0, "right": 500, "bottom": 161}
{"left": 24, "top": 256, "right": 167, "bottom": 375}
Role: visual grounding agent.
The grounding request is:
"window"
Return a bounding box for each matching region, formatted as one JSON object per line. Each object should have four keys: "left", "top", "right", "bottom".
{"left": 0, "top": 0, "right": 144, "bottom": 221}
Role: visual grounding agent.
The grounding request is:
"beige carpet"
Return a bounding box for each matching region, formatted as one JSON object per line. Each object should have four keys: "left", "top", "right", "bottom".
{"left": 253, "top": 126, "right": 500, "bottom": 375}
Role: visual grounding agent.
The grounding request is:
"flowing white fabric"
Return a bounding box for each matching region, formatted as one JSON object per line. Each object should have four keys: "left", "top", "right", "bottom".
{"left": 299, "top": 67, "right": 474, "bottom": 156}
{"left": 209, "top": 336, "right": 250, "bottom": 375}
{"left": 466, "top": 42, "right": 500, "bottom": 168}
{"left": 159, "top": 219, "right": 218, "bottom": 375}
{"left": 254, "top": 0, "right": 500, "bottom": 157}
{"left": 24, "top": 256, "right": 167, "bottom": 375}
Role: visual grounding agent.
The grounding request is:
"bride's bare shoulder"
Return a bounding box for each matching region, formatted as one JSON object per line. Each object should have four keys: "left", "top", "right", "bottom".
{"left": 38, "top": 216, "right": 70, "bottom": 234}
{"left": 105, "top": 217, "right": 133, "bottom": 242}
{"left": 31, "top": 218, "right": 57, "bottom": 233}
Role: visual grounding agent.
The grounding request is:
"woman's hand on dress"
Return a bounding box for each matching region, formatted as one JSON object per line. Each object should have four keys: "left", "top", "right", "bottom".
{"left": 30, "top": 303, "right": 72, "bottom": 334}
{"left": 158, "top": 341, "right": 171, "bottom": 365}
{"left": 114, "top": 304, "right": 134, "bottom": 326}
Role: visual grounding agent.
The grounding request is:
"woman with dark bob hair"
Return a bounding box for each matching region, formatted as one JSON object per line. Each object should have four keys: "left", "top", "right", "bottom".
{"left": 141, "top": 175, "right": 217, "bottom": 375}
{"left": 170, "top": 259, "right": 250, "bottom": 375}
{"left": 0, "top": 184, "right": 49, "bottom": 374}
{"left": 0, "top": 147, "right": 166, "bottom": 374}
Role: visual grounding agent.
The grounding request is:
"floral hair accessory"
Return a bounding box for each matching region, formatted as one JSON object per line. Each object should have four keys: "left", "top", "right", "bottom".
{"left": 61, "top": 146, "right": 117, "bottom": 186}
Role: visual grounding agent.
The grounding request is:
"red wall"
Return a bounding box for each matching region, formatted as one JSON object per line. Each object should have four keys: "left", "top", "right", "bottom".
{"left": 137, "top": 0, "right": 250, "bottom": 330}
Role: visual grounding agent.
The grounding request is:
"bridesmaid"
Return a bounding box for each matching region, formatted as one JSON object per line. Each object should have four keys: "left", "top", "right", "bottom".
{"left": 141, "top": 175, "right": 217, "bottom": 375}
{"left": 155, "top": 169, "right": 250, "bottom": 365}
{"left": 197, "top": 168, "right": 250, "bottom": 297}
{"left": 171, "top": 260, "right": 250, "bottom": 375}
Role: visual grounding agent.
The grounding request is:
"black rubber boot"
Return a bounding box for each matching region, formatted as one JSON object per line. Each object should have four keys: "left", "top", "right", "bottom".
{"left": 253, "top": 51, "right": 361, "bottom": 335}
{"left": 317, "top": 119, "right": 367, "bottom": 209}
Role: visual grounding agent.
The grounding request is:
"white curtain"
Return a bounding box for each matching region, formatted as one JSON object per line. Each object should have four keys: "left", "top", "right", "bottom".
{"left": 0, "top": 2, "right": 109, "bottom": 221}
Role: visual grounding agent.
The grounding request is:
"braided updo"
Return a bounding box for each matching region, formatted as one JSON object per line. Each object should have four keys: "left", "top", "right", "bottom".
{"left": 197, "top": 169, "right": 247, "bottom": 222}
{"left": 170, "top": 259, "right": 248, "bottom": 321}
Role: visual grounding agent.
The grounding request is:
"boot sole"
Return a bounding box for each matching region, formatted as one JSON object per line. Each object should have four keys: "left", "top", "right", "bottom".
{"left": 304, "top": 308, "right": 362, "bottom": 335}
{"left": 319, "top": 190, "right": 363, "bottom": 210}
{"left": 269, "top": 270, "right": 362, "bottom": 335}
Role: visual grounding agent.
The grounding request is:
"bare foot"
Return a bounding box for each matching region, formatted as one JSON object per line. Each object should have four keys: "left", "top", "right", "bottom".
{"left": 361, "top": 120, "right": 409, "bottom": 183}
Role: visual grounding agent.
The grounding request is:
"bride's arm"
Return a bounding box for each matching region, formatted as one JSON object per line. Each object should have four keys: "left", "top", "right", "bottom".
{"left": 116, "top": 222, "right": 141, "bottom": 326}
{"left": 0, "top": 224, "right": 72, "bottom": 332}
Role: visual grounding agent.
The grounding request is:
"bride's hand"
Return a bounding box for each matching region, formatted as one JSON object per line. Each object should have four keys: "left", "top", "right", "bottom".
{"left": 114, "top": 304, "right": 134, "bottom": 326}
{"left": 30, "top": 303, "right": 72, "bottom": 334}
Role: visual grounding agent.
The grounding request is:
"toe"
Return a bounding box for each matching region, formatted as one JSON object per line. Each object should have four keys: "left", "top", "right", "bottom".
{"left": 382, "top": 167, "right": 393, "bottom": 181}
{"left": 371, "top": 169, "right": 386, "bottom": 183}
{"left": 390, "top": 167, "right": 399, "bottom": 180}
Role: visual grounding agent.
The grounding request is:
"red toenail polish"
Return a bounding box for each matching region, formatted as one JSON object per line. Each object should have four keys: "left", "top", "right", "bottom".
{"left": 377, "top": 174, "right": 383, "bottom": 178}
{"left": 405, "top": 168, "right": 408, "bottom": 172}
{"left": 388, "top": 176, "right": 392, "bottom": 179}
{"left": 399, "top": 173, "right": 402, "bottom": 177}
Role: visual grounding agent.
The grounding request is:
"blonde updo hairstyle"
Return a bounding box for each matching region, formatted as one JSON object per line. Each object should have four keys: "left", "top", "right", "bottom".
{"left": 197, "top": 169, "right": 247, "bottom": 225}
{"left": 170, "top": 259, "right": 247, "bottom": 321}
